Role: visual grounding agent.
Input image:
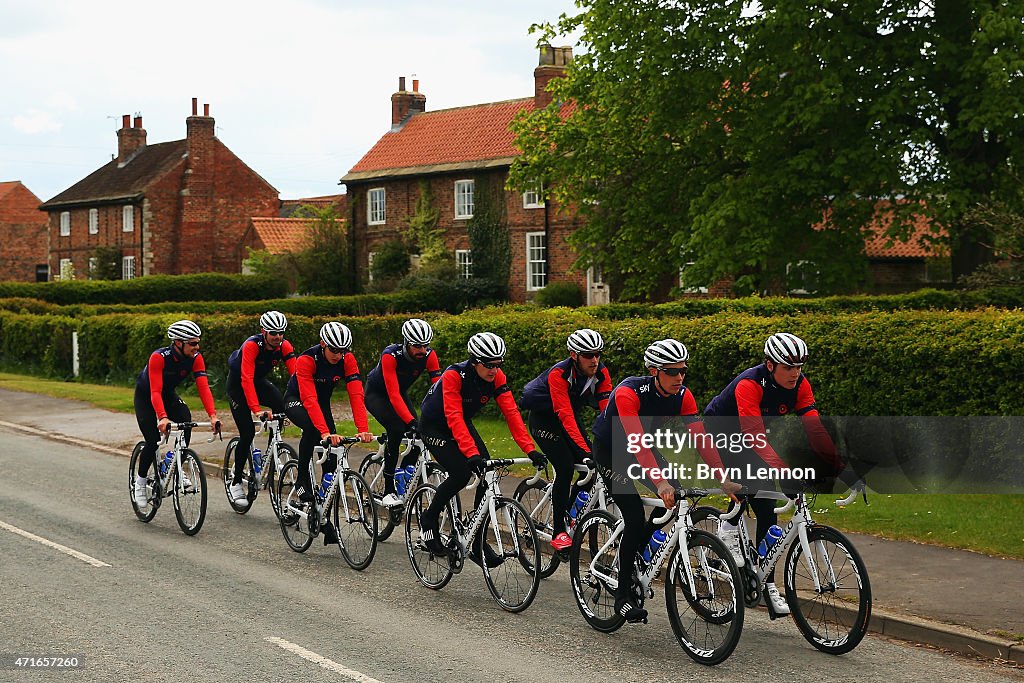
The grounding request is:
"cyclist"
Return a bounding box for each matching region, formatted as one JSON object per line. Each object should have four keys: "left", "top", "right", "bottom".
{"left": 284, "top": 321, "right": 374, "bottom": 544}
{"left": 519, "top": 328, "right": 613, "bottom": 553}
{"left": 417, "top": 332, "right": 546, "bottom": 564}
{"left": 592, "top": 339, "right": 735, "bottom": 624}
{"left": 133, "top": 320, "right": 222, "bottom": 507}
{"left": 704, "top": 332, "right": 855, "bottom": 615}
{"left": 364, "top": 318, "right": 442, "bottom": 507}
{"left": 225, "top": 310, "right": 297, "bottom": 505}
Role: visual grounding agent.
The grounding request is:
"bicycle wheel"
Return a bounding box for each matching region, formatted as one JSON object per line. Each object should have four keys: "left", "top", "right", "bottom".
{"left": 129, "top": 441, "right": 159, "bottom": 522}
{"left": 358, "top": 450, "right": 396, "bottom": 542}
{"left": 335, "top": 471, "right": 378, "bottom": 570}
{"left": 512, "top": 478, "right": 560, "bottom": 579}
{"left": 480, "top": 496, "right": 542, "bottom": 613}
{"left": 222, "top": 437, "right": 255, "bottom": 514}
{"left": 277, "top": 460, "right": 314, "bottom": 553}
{"left": 173, "top": 449, "right": 207, "bottom": 536}
{"left": 784, "top": 525, "right": 871, "bottom": 655}
{"left": 689, "top": 505, "right": 723, "bottom": 535}
{"left": 404, "top": 484, "right": 454, "bottom": 590}
{"left": 665, "top": 530, "right": 744, "bottom": 666}
{"left": 569, "top": 510, "right": 626, "bottom": 633}
{"left": 266, "top": 443, "right": 297, "bottom": 520}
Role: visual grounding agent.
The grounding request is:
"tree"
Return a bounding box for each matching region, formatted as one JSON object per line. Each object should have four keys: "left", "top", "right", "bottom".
{"left": 90, "top": 246, "right": 123, "bottom": 280}
{"left": 511, "top": 1, "right": 1024, "bottom": 298}
{"left": 467, "top": 175, "right": 511, "bottom": 297}
{"left": 291, "top": 204, "right": 353, "bottom": 295}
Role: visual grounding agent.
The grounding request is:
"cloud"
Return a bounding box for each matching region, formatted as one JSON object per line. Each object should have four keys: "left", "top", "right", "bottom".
{"left": 11, "top": 109, "right": 62, "bottom": 134}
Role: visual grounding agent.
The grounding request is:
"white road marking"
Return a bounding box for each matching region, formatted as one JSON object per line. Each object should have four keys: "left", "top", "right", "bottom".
{"left": 0, "top": 519, "right": 111, "bottom": 567}
{"left": 264, "top": 637, "right": 385, "bottom": 682}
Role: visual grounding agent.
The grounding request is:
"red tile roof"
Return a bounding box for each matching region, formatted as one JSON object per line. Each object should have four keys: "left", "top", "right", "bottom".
{"left": 250, "top": 217, "right": 343, "bottom": 255}
{"left": 344, "top": 98, "right": 536, "bottom": 180}
{"left": 864, "top": 208, "right": 948, "bottom": 259}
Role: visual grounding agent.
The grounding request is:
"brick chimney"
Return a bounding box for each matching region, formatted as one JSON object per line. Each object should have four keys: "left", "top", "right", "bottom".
{"left": 116, "top": 113, "right": 147, "bottom": 165}
{"left": 391, "top": 76, "right": 426, "bottom": 130}
{"left": 534, "top": 44, "right": 573, "bottom": 109}
{"left": 181, "top": 98, "right": 216, "bottom": 272}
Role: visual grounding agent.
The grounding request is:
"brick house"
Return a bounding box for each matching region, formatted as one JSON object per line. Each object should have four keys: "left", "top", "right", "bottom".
{"left": 0, "top": 181, "right": 49, "bottom": 282}
{"left": 342, "top": 46, "right": 601, "bottom": 304}
{"left": 40, "top": 100, "right": 279, "bottom": 280}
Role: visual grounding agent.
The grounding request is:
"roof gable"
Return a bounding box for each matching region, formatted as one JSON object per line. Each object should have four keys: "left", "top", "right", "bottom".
{"left": 41, "top": 140, "right": 187, "bottom": 208}
{"left": 344, "top": 98, "right": 535, "bottom": 181}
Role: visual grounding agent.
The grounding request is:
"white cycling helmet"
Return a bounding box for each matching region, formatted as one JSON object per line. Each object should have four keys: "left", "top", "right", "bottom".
{"left": 401, "top": 318, "right": 433, "bottom": 345}
{"left": 764, "top": 332, "right": 809, "bottom": 367}
{"left": 167, "top": 319, "right": 202, "bottom": 341}
{"left": 260, "top": 310, "right": 288, "bottom": 333}
{"left": 567, "top": 328, "right": 604, "bottom": 354}
{"left": 320, "top": 321, "right": 352, "bottom": 350}
{"left": 643, "top": 339, "right": 689, "bottom": 369}
{"left": 467, "top": 332, "right": 506, "bottom": 361}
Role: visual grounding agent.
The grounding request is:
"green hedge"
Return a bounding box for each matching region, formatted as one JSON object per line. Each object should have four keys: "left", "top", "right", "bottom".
{"left": 3, "top": 307, "right": 1022, "bottom": 416}
{"left": 0, "top": 274, "right": 288, "bottom": 305}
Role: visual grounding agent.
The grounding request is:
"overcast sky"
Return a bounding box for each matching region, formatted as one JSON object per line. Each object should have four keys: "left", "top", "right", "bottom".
{"left": 0, "top": 0, "right": 581, "bottom": 203}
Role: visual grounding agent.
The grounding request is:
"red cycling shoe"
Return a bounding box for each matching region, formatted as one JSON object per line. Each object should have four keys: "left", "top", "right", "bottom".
{"left": 551, "top": 532, "right": 573, "bottom": 552}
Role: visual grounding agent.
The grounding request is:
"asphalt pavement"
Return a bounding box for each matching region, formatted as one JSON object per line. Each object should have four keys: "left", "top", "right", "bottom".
{"left": 0, "top": 386, "right": 1022, "bottom": 667}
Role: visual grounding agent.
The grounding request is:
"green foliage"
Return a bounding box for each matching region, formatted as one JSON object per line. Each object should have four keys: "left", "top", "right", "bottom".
{"left": 243, "top": 248, "right": 301, "bottom": 291}
{"left": 534, "top": 281, "right": 584, "bottom": 307}
{"left": 467, "top": 175, "right": 511, "bottom": 298}
{"left": 405, "top": 181, "right": 447, "bottom": 267}
{"left": 368, "top": 239, "right": 411, "bottom": 291}
{"left": 90, "top": 246, "right": 123, "bottom": 280}
{"left": 291, "top": 204, "right": 353, "bottom": 295}
{"left": 961, "top": 200, "right": 1024, "bottom": 287}
{"left": 0, "top": 273, "right": 287, "bottom": 305}
{"left": 512, "top": 1, "right": 1024, "bottom": 296}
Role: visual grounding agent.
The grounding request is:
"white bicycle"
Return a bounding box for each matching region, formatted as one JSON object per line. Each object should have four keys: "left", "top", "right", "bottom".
{"left": 358, "top": 432, "right": 446, "bottom": 541}
{"left": 222, "top": 413, "right": 297, "bottom": 517}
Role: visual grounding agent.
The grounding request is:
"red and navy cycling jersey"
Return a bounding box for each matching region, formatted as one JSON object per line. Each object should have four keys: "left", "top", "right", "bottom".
{"left": 420, "top": 360, "right": 534, "bottom": 459}
{"left": 227, "top": 333, "right": 298, "bottom": 412}
{"left": 365, "top": 342, "right": 442, "bottom": 422}
{"left": 286, "top": 345, "right": 369, "bottom": 437}
{"left": 704, "top": 364, "right": 837, "bottom": 470}
{"left": 136, "top": 346, "right": 217, "bottom": 420}
{"left": 519, "top": 357, "right": 613, "bottom": 454}
{"left": 592, "top": 375, "right": 724, "bottom": 484}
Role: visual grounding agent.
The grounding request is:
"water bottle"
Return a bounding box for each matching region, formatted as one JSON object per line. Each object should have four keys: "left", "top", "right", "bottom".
{"left": 640, "top": 529, "right": 667, "bottom": 565}
{"left": 160, "top": 451, "right": 173, "bottom": 475}
{"left": 395, "top": 468, "right": 409, "bottom": 496}
{"left": 252, "top": 447, "right": 263, "bottom": 473}
{"left": 403, "top": 464, "right": 417, "bottom": 491}
{"left": 757, "top": 524, "right": 784, "bottom": 558}
{"left": 320, "top": 472, "right": 334, "bottom": 498}
{"left": 568, "top": 491, "right": 590, "bottom": 521}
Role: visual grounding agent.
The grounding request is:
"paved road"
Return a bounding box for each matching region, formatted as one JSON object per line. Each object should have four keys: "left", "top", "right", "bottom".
{"left": 1, "top": 430, "right": 1021, "bottom": 682}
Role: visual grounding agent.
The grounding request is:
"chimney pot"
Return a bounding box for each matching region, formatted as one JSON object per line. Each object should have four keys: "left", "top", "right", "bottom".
{"left": 133, "top": 115, "right": 142, "bottom": 129}
{"left": 413, "top": 79, "right": 419, "bottom": 92}
{"left": 122, "top": 114, "right": 131, "bottom": 129}
{"left": 203, "top": 103, "right": 210, "bottom": 116}
{"left": 399, "top": 76, "right": 406, "bottom": 91}
{"left": 192, "top": 97, "right": 198, "bottom": 115}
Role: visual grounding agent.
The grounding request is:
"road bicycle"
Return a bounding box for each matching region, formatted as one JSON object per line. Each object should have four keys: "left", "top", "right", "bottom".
{"left": 129, "top": 422, "right": 220, "bottom": 536}
{"left": 570, "top": 487, "right": 745, "bottom": 666}
{"left": 222, "top": 413, "right": 297, "bottom": 517}
{"left": 513, "top": 458, "right": 617, "bottom": 578}
{"left": 358, "top": 432, "right": 447, "bottom": 541}
{"left": 404, "top": 458, "right": 542, "bottom": 613}
{"left": 277, "top": 437, "right": 378, "bottom": 570}
{"left": 690, "top": 485, "right": 871, "bottom": 655}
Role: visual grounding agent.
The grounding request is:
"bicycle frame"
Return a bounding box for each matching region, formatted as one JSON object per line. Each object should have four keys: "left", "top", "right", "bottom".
{"left": 252, "top": 414, "right": 290, "bottom": 488}
{"left": 157, "top": 422, "right": 216, "bottom": 496}
{"left": 523, "top": 460, "right": 611, "bottom": 542}
{"left": 448, "top": 458, "right": 533, "bottom": 564}
{"left": 364, "top": 435, "right": 433, "bottom": 505}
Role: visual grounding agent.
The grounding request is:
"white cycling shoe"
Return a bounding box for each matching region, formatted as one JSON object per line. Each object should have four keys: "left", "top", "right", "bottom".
{"left": 380, "top": 493, "right": 403, "bottom": 507}
{"left": 229, "top": 482, "right": 247, "bottom": 504}
{"left": 765, "top": 583, "right": 790, "bottom": 615}
{"left": 133, "top": 477, "right": 149, "bottom": 507}
{"left": 718, "top": 527, "right": 745, "bottom": 568}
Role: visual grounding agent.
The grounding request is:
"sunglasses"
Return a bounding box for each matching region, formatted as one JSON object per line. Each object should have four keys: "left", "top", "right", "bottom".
{"left": 184, "top": 340, "right": 201, "bottom": 348}
{"left": 658, "top": 366, "right": 687, "bottom": 377}
{"left": 326, "top": 346, "right": 347, "bottom": 355}
{"left": 266, "top": 331, "right": 285, "bottom": 337}
{"left": 578, "top": 351, "right": 601, "bottom": 360}
{"left": 480, "top": 361, "right": 503, "bottom": 370}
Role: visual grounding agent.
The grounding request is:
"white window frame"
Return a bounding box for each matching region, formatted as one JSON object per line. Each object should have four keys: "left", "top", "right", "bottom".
{"left": 455, "top": 249, "right": 472, "bottom": 279}
{"left": 59, "top": 258, "right": 73, "bottom": 280}
{"left": 59, "top": 211, "right": 70, "bottom": 236}
{"left": 122, "top": 255, "right": 136, "bottom": 280}
{"left": 786, "top": 260, "right": 819, "bottom": 295}
{"left": 88, "top": 208, "right": 99, "bottom": 235}
{"left": 526, "top": 231, "right": 547, "bottom": 291}
{"left": 88, "top": 257, "right": 98, "bottom": 278}
{"left": 523, "top": 183, "right": 544, "bottom": 209}
{"left": 122, "top": 205, "right": 134, "bottom": 232}
{"left": 679, "top": 262, "right": 709, "bottom": 294}
{"left": 367, "top": 251, "right": 377, "bottom": 282}
{"left": 367, "top": 188, "right": 386, "bottom": 225}
{"left": 454, "top": 179, "right": 474, "bottom": 220}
